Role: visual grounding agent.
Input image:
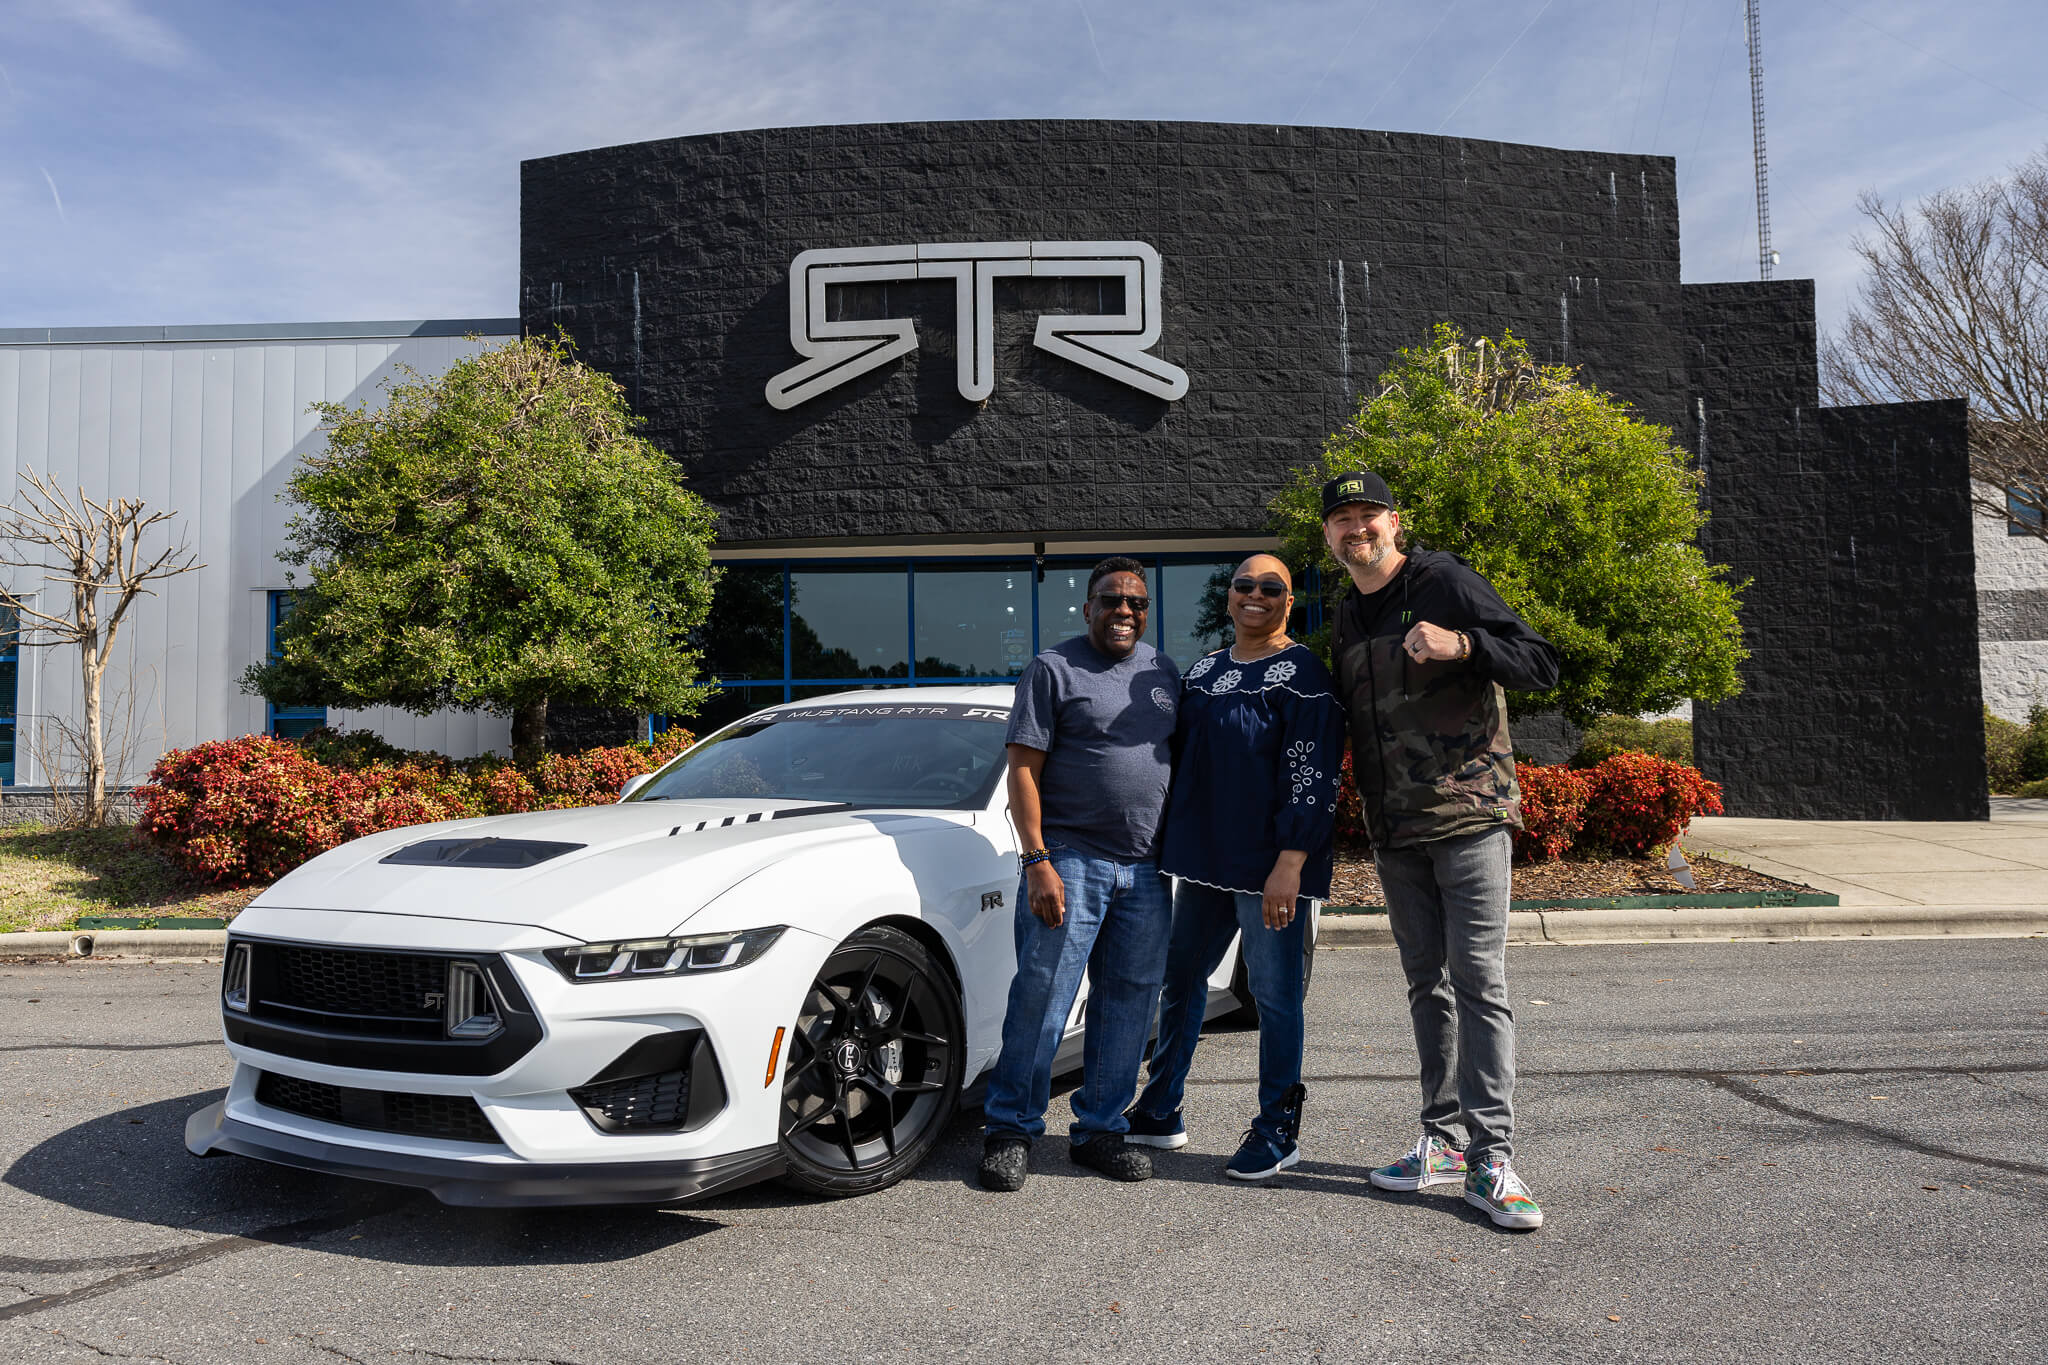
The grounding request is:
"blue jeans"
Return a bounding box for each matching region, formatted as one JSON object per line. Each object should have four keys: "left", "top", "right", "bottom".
{"left": 1373, "top": 825, "right": 1516, "bottom": 1165}
{"left": 981, "top": 847, "right": 1173, "bottom": 1145}
{"left": 1134, "top": 880, "right": 1309, "bottom": 1146}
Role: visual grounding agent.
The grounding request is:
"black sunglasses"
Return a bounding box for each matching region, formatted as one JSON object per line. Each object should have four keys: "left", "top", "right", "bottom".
{"left": 1091, "top": 593, "right": 1152, "bottom": 613}
{"left": 1231, "top": 577, "right": 1289, "bottom": 599}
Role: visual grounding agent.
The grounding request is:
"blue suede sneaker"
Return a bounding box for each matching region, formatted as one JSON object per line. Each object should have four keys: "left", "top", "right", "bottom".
{"left": 1223, "top": 1084, "right": 1305, "bottom": 1182}
{"left": 1122, "top": 1108, "right": 1189, "bottom": 1150}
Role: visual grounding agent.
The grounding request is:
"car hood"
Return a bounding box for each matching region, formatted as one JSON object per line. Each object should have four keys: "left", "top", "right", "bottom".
{"left": 246, "top": 799, "right": 976, "bottom": 941}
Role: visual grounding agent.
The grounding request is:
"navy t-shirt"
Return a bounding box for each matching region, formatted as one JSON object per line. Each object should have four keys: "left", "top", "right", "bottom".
{"left": 1006, "top": 636, "right": 1181, "bottom": 862}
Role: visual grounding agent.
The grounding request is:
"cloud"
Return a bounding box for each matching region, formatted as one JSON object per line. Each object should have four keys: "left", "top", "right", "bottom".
{"left": 56, "top": 0, "right": 196, "bottom": 70}
{"left": 38, "top": 166, "right": 63, "bottom": 221}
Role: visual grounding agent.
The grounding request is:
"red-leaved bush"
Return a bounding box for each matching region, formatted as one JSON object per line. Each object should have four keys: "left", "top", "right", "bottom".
{"left": 1575, "top": 751, "right": 1724, "bottom": 856}
{"left": 1329, "top": 746, "right": 1713, "bottom": 863}
{"left": 1513, "top": 764, "right": 1591, "bottom": 862}
{"left": 135, "top": 729, "right": 696, "bottom": 886}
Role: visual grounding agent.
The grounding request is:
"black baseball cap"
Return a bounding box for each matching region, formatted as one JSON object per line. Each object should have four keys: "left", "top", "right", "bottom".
{"left": 1321, "top": 470, "right": 1395, "bottom": 518}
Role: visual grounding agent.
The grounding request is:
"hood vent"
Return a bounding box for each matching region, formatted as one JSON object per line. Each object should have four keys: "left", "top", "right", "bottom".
{"left": 380, "top": 837, "right": 585, "bottom": 869}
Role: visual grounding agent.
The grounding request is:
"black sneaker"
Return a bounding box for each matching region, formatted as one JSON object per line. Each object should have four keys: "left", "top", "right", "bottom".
{"left": 978, "top": 1137, "right": 1031, "bottom": 1192}
{"left": 1122, "top": 1108, "right": 1189, "bottom": 1149}
{"left": 1070, "top": 1133, "right": 1153, "bottom": 1182}
{"left": 1226, "top": 1084, "right": 1308, "bottom": 1182}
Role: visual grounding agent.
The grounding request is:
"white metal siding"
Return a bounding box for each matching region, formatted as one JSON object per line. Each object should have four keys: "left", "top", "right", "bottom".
{"left": 0, "top": 332, "right": 517, "bottom": 784}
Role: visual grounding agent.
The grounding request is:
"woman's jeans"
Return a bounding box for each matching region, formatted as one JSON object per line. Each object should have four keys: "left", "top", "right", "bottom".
{"left": 1134, "top": 880, "right": 1309, "bottom": 1146}
{"left": 1373, "top": 825, "right": 1516, "bottom": 1165}
{"left": 981, "top": 846, "right": 1173, "bottom": 1146}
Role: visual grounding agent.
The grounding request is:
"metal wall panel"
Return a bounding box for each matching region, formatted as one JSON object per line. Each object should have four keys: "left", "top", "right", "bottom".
{"left": 0, "top": 331, "right": 517, "bottom": 784}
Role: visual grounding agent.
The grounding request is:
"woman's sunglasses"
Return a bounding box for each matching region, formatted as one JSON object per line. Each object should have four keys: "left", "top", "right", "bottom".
{"left": 1231, "top": 577, "right": 1289, "bottom": 599}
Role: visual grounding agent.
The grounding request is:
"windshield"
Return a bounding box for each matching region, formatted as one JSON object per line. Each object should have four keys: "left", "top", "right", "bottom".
{"left": 630, "top": 700, "right": 1012, "bottom": 811}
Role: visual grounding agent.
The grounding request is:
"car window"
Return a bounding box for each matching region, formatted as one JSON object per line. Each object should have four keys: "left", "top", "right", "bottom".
{"left": 630, "top": 701, "right": 1011, "bottom": 811}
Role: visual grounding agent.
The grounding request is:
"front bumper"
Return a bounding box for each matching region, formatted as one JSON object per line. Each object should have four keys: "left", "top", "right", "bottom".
{"left": 185, "top": 1099, "right": 784, "bottom": 1207}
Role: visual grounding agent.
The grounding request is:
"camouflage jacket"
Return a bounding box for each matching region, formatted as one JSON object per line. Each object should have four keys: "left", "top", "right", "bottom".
{"left": 1331, "top": 550, "right": 1561, "bottom": 850}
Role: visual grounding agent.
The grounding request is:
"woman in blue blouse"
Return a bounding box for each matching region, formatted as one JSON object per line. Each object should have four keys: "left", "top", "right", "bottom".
{"left": 1125, "top": 553, "right": 1346, "bottom": 1180}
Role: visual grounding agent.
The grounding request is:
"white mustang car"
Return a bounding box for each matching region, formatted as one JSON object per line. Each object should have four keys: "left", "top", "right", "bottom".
{"left": 186, "top": 685, "right": 1313, "bottom": 1207}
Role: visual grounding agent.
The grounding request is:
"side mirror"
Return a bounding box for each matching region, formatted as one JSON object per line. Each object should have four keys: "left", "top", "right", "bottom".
{"left": 619, "top": 773, "right": 654, "bottom": 802}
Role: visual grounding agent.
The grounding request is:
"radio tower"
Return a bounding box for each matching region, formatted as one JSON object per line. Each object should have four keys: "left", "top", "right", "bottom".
{"left": 1745, "top": 0, "right": 1774, "bottom": 280}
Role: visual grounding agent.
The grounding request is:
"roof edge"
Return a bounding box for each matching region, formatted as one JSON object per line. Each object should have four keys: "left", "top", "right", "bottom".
{"left": 0, "top": 319, "right": 521, "bottom": 346}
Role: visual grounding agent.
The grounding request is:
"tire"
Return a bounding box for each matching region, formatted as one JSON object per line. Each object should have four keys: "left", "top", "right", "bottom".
{"left": 778, "top": 925, "right": 965, "bottom": 1198}
{"left": 1222, "top": 910, "right": 1319, "bottom": 1027}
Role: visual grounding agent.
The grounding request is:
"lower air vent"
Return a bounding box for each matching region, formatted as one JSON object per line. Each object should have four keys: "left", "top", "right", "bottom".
{"left": 569, "top": 1029, "right": 727, "bottom": 1133}
{"left": 571, "top": 1069, "right": 693, "bottom": 1131}
{"left": 256, "top": 1071, "right": 500, "bottom": 1144}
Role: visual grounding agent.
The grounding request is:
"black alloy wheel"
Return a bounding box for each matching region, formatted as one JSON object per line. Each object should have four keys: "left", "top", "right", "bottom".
{"left": 779, "top": 924, "right": 965, "bottom": 1197}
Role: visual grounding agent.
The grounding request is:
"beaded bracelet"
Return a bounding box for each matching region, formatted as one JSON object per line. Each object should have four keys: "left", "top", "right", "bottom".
{"left": 1019, "top": 848, "right": 1053, "bottom": 867}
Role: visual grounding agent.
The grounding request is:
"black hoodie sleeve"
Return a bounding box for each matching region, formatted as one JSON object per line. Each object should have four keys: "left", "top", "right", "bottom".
{"left": 1439, "top": 561, "right": 1560, "bottom": 692}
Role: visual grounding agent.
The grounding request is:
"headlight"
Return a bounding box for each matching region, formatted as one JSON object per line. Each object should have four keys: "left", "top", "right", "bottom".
{"left": 544, "top": 927, "right": 786, "bottom": 982}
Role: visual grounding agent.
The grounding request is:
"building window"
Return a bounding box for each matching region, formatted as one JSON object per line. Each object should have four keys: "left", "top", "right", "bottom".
{"left": 2008, "top": 486, "right": 2044, "bottom": 537}
{"left": 265, "top": 592, "right": 328, "bottom": 739}
{"left": 684, "top": 553, "right": 1317, "bottom": 736}
{"left": 0, "top": 606, "right": 16, "bottom": 784}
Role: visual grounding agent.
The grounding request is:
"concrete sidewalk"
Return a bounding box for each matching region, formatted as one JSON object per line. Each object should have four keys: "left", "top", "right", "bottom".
{"left": 1685, "top": 796, "right": 2048, "bottom": 910}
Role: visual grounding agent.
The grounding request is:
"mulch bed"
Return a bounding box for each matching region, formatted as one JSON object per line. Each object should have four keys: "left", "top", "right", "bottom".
{"left": 1327, "top": 849, "right": 1814, "bottom": 908}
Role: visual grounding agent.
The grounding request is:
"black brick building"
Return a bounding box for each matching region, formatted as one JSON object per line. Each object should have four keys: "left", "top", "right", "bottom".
{"left": 521, "top": 120, "right": 1983, "bottom": 818}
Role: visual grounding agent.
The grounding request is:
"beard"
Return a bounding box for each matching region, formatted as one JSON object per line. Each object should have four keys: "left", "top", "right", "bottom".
{"left": 1338, "top": 535, "right": 1391, "bottom": 571}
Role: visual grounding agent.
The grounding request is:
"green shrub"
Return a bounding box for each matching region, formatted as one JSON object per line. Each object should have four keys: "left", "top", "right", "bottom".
{"left": 1986, "top": 709, "right": 2029, "bottom": 792}
{"left": 2013, "top": 777, "right": 2048, "bottom": 799}
{"left": 1572, "top": 714, "right": 1693, "bottom": 767}
{"left": 2021, "top": 705, "right": 2048, "bottom": 785}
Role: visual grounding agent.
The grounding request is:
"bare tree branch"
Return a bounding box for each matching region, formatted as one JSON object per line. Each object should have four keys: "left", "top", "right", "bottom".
{"left": 0, "top": 469, "right": 203, "bottom": 825}
{"left": 1820, "top": 146, "right": 2048, "bottom": 537}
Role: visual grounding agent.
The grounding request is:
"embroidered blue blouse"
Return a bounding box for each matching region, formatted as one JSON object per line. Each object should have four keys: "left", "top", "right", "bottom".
{"left": 1159, "top": 643, "right": 1348, "bottom": 900}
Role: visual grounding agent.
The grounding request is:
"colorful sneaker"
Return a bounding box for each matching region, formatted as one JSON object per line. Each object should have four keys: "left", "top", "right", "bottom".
{"left": 1368, "top": 1133, "right": 1468, "bottom": 1191}
{"left": 1224, "top": 1084, "right": 1305, "bottom": 1181}
{"left": 1123, "top": 1108, "right": 1189, "bottom": 1150}
{"left": 1464, "top": 1158, "right": 1544, "bottom": 1229}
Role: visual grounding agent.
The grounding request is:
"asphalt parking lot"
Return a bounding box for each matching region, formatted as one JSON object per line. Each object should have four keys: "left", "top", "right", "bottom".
{"left": 2, "top": 938, "right": 2044, "bottom": 1364}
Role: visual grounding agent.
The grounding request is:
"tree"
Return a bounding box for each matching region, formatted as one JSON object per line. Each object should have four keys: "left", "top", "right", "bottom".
{"left": 1273, "top": 326, "right": 1746, "bottom": 723}
{"left": 244, "top": 334, "right": 719, "bottom": 756}
{"left": 1818, "top": 148, "right": 2048, "bottom": 533}
{"left": 0, "top": 472, "right": 203, "bottom": 826}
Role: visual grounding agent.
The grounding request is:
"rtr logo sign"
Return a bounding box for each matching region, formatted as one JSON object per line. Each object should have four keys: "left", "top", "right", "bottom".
{"left": 765, "top": 240, "right": 1189, "bottom": 409}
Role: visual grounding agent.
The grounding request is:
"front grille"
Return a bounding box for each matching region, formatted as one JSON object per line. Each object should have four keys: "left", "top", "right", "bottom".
{"left": 227, "top": 935, "right": 542, "bottom": 1077}
{"left": 256, "top": 1071, "right": 500, "bottom": 1144}
{"left": 570, "top": 1069, "right": 692, "bottom": 1131}
{"left": 265, "top": 944, "right": 448, "bottom": 1035}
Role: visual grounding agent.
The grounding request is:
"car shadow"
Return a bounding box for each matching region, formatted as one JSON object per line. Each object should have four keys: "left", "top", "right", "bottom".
{"left": 3, "top": 1090, "right": 723, "bottom": 1269}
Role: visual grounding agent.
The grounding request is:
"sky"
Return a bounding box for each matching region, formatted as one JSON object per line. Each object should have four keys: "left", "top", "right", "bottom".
{"left": 3, "top": 0, "right": 2044, "bottom": 342}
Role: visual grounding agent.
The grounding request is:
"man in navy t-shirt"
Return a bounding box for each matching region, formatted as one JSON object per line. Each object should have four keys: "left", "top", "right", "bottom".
{"left": 978, "top": 556, "right": 1180, "bottom": 1191}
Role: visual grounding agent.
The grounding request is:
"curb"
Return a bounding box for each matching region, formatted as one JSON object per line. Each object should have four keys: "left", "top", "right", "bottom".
{"left": 1318, "top": 905, "right": 2048, "bottom": 947}
{"left": 0, "top": 928, "right": 226, "bottom": 960}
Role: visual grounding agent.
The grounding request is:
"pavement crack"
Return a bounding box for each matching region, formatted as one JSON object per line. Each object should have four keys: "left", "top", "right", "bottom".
{"left": 1704, "top": 1075, "right": 2048, "bottom": 1179}
{"left": 295, "top": 1337, "right": 371, "bottom": 1365}
{"left": 1968, "top": 1071, "right": 2048, "bottom": 1108}
{"left": 410, "top": 1351, "right": 586, "bottom": 1365}
{"left": 44, "top": 1329, "right": 179, "bottom": 1362}
{"left": 0, "top": 1191, "right": 412, "bottom": 1324}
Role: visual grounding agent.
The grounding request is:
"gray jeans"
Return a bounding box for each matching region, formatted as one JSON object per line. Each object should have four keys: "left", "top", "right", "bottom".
{"left": 1373, "top": 825, "right": 1516, "bottom": 1165}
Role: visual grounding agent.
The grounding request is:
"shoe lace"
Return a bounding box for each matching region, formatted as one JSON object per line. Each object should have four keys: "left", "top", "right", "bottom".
{"left": 1487, "top": 1161, "right": 1530, "bottom": 1199}
{"left": 1408, "top": 1133, "right": 1434, "bottom": 1165}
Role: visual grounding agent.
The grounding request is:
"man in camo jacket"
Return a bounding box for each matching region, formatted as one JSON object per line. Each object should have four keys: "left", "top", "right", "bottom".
{"left": 1321, "top": 471, "right": 1561, "bottom": 1230}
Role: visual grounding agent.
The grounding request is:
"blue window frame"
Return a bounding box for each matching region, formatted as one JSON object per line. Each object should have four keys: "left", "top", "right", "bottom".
{"left": 265, "top": 592, "right": 328, "bottom": 739}
{"left": 684, "top": 553, "right": 1319, "bottom": 735}
{"left": 0, "top": 605, "right": 16, "bottom": 784}
{"left": 2008, "top": 486, "right": 2043, "bottom": 537}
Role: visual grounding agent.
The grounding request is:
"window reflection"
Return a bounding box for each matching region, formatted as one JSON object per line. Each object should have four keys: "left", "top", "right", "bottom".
{"left": 790, "top": 568, "right": 909, "bottom": 679}
{"left": 696, "top": 565, "right": 786, "bottom": 681}
{"left": 914, "top": 567, "right": 1032, "bottom": 678}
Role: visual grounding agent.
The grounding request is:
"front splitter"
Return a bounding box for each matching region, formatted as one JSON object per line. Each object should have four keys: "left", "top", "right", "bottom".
{"left": 185, "top": 1100, "right": 785, "bottom": 1208}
